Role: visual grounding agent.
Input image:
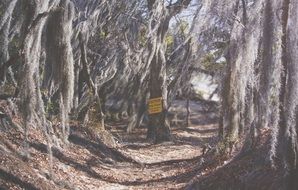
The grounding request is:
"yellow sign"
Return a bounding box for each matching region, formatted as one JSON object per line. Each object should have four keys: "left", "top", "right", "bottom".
{"left": 148, "top": 97, "right": 163, "bottom": 114}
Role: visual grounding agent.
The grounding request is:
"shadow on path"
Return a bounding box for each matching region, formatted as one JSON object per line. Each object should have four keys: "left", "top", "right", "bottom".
{"left": 29, "top": 140, "right": 205, "bottom": 186}
{"left": 0, "top": 169, "right": 39, "bottom": 190}
{"left": 30, "top": 141, "right": 129, "bottom": 184}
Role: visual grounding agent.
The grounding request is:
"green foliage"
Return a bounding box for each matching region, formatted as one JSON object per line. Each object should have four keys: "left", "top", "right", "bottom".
{"left": 194, "top": 89, "right": 204, "bottom": 99}
{"left": 215, "top": 141, "right": 227, "bottom": 156}
{"left": 165, "top": 34, "right": 174, "bottom": 47}
{"left": 138, "top": 28, "right": 147, "bottom": 47}
{"left": 216, "top": 136, "right": 236, "bottom": 156}
{"left": 46, "top": 100, "right": 59, "bottom": 116}
{"left": 99, "top": 31, "right": 108, "bottom": 39}
{"left": 202, "top": 53, "right": 215, "bottom": 68}
{"left": 269, "top": 93, "right": 278, "bottom": 107}
{"left": 213, "top": 41, "right": 228, "bottom": 50}
{"left": 8, "top": 36, "right": 21, "bottom": 55}
{"left": 178, "top": 20, "right": 189, "bottom": 36}
{"left": 201, "top": 53, "right": 226, "bottom": 71}
{"left": 2, "top": 84, "right": 16, "bottom": 94}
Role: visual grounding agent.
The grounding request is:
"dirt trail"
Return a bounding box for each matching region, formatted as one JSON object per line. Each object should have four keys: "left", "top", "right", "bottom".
{"left": 0, "top": 100, "right": 218, "bottom": 190}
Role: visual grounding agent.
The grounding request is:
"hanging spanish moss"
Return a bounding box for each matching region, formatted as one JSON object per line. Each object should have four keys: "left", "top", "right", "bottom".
{"left": 2, "top": 0, "right": 298, "bottom": 189}
{"left": 0, "top": 0, "right": 18, "bottom": 85}
{"left": 281, "top": 0, "right": 298, "bottom": 188}
{"left": 18, "top": 0, "right": 52, "bottom": 157}
{"left": 44, "top": 0, "right": 74, "bottom": 143}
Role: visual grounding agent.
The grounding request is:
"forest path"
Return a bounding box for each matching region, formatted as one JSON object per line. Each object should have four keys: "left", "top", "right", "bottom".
{"left": 102, "top": 100, "right": 219, "bottom": 189}
{"left": 0, "top": 100, "right": 218, "bottom": 190}
{"left": 111, "top": 100, "right": 218, "bottom": 164}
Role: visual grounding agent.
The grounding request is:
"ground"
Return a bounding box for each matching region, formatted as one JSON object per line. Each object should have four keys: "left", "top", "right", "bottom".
{"left": 0, "top": 100, "right": 282, "bottom": 190}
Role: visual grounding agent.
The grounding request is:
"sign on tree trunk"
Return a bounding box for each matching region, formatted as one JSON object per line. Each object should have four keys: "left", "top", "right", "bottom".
{"left": 148, "top": 97, "right": 163, "bottom": 114}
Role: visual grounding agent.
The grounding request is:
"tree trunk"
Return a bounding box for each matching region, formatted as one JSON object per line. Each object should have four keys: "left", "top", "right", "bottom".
{"left": 186, "top": 98, "right": 190, "bottom": 127}
{"left": 146, "top": 0, "right": 191, "bottom": 143}
{"left": 282, "top": 0, "right": 298, "bottom": 188}
{"left": 147, "top": 53, "right": 171, "bottom": 142}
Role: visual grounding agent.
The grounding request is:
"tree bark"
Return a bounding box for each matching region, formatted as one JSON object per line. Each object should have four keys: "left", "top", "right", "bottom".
{"left": 186, "top": 98, "right": 190, "bottom": 127}
{"left": 147, "top": 52, "right": 171, "bottom": 142}
{"left": 282, "top": 0, "right": 298, "bottom": 188}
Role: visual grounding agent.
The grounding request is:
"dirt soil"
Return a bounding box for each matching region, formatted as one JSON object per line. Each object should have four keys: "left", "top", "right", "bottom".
{"left": 187, "top": 129, "right": 283, "bottom": 190}
{"left": 0, "top": 100, "right": 218, "bottom": 190}
{"left": 0, "top": 100, "right": 283, "bottom": 190}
